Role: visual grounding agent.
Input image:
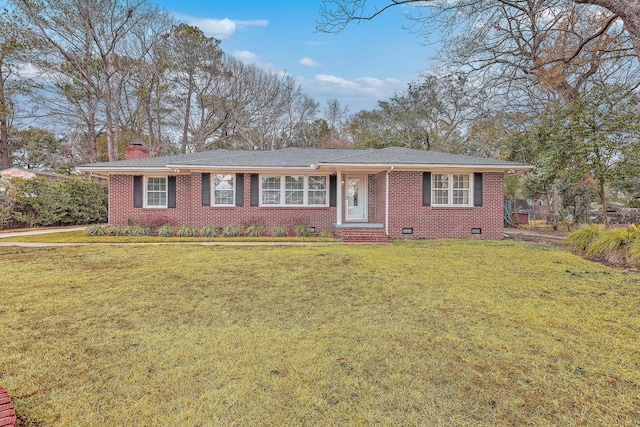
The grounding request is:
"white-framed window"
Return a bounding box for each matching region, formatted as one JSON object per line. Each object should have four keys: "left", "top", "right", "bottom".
{"left": 260, "top": 175, "right": 328, "bottom": 207}
{"left": 146, "top": 176, "right": 167, "bottom": 207}
{"left": 308, "top": 176, "right": 328, "bottom": 205}
{"left": 212, "top": 174, "right": 235, "bottom": 206}
{"left": 432, "top": 173, "right": 472, "bottom": 207}
{"left": 262, "top": 175, "right": 282, "bottom": 205}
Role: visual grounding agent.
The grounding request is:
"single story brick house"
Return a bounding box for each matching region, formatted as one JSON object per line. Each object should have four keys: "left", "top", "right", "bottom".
{"left": 78, "top": 145, "right": 530, "bottom": 242}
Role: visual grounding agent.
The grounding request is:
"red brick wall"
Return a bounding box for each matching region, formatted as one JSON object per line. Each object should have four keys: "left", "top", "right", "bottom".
{"left": 189, "top": 173, "right": 337, "bottom": 232}
{"left": 108, "top": 171, "right": 505, "bottom": 239}
{"left": 109, "top": 175, "right": 191, "bottom": 227}
{"left": 125, "top": 146, "right": 150, "bottom": 160}
{"left": 384, "top": 171, "right": 504, "bottom": 240}
{"left": 109, "top": 174, "right": 337, "bottom": 233}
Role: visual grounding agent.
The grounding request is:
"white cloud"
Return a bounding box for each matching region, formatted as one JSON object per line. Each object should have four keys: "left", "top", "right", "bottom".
{"left": 355, "top": 76, "right": 384, "bottom": 87}
{"left": 297, "top": 73, "right": 411, "bottom": 111}
{"left": 234, "top": 20, "right": 269, "bottom": 29}
{"left": 232, "top": 51, "right": 275, "bottom": 69}
{"left": 233, "top": 50, "right": 259, "bottom": 63}
{"left": 312, "top": 74, "right": 396, "bottom": 95}
{"left": 299, "top": 57, "right": 321, "bottom": 67}
{"left": 172, "top": 14, "right": 268, "bottom": 39}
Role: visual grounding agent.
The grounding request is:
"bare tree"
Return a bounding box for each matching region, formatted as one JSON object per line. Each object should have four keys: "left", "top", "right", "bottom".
{"left": 11, "top": 0, "right": 102, "bottom": 161}
{"left": 347, "top": 72, "right": 486, "bottom": 152}
{"left": 167, "top": 23, "right": 223, "bottom": 154}
{"left": 318, "top": 0, "right": 640, "bottom": 57}
{"left": 12, "top": 0, "right": 170, "bottom": 161}
{"left": 573, "top": 0, "right": 640, "bottom": 58}
{"left": 0, "top": 7, "right": 26, "bottom": 168}
{"left": 322, "top": 1, "right": 636, "bottom": 106}
{"left": 183, "top": 56, "right": 319, "bottom": 151}
{"left": 323, "top": 98, "right": 350, "bottom": 141}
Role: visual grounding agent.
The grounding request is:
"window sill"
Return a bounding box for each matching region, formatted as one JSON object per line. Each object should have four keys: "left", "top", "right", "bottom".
{"left": 257, "top": 205, "right": 331, "bottom": 209}
{"left": 429, "top": 206, "right": 475, "bottom": 209}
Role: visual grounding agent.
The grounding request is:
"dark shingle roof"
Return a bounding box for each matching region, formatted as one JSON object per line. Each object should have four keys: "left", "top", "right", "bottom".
{"left": 80, "top": 147, "right": 530, "bottom": 171}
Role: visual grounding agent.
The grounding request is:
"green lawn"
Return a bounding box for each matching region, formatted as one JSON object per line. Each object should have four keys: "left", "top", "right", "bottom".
{"left": 1, "top": 241, "right": 639, "bottom": 426}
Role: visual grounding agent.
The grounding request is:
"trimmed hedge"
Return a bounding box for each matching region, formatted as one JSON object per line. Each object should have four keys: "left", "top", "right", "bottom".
{"left": 2, "top": 176, "right": 107, "bottom": 229}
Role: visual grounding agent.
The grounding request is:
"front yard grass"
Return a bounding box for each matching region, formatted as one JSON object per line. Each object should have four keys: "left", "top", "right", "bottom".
{"left": 1, "top": 241, "right": 639, "bottom": 425}
{"left": 0, "top": 230, "right": 341, "bottom": 244}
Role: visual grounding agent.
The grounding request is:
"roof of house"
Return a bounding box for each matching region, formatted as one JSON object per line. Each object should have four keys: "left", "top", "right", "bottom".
{"left": 79, "top": 147, "right": 531, "bottom": 175}
{"left": 0, "top": 167, "right": 68, "bottom": 180}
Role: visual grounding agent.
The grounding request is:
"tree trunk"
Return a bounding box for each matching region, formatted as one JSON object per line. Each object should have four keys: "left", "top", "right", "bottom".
{"left": 598, "top": 180, "right": 609, "bottom": 229}
{"left": 0, "top": 73, "right": 9, "bottom": 169}
{"left": 181, "top": 75, "right": 194, "bottom": 154}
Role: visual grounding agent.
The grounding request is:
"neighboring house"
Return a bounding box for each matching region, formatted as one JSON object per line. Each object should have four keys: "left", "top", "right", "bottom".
{"left": 0, "top": 167, "right": 68, "bottom": 197}
{"left": 78, "top": 145, "right": 531, "bottom": 241}
{"left": 0, "top": 167, "right": 67, "bottom": 180}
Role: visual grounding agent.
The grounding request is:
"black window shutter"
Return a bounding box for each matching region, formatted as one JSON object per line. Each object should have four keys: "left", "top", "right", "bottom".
{"left": 250, "top": 174, "right": 259, "bottom": 206}
{"left": 474, "top": 173, "right": 483, "bottom": 207}
{"left": 329, "top": 175, "right": 337, "bottom": 207}
{"left": 236, "top": 173, "right": 244, "bottom": 206}
{"left": 168, "top": 176, "right": 176, "bottom": 208}
{"left": 133, "top": 175, "right": 143, "bottom": 208}
{"left": 422, "top": 172, "right": 431, "bottom": 206}
{"left": 201, "top": 173, "right": 211, "bottom": 206}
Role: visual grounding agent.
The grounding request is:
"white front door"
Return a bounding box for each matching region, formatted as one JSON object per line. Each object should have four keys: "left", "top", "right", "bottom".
{"left": 346, "top": 175, "right": 367, "bottom": 222}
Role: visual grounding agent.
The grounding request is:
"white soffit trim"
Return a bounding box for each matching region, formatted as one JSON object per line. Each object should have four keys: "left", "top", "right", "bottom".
{"left": 166, "top": 165, "right": 322, "bottom": 173}
{"left": 317, "top": 163, "right": 532, "bottom": 172}
{"left": 77, "top": 167, "right": 175, "bottom": 175}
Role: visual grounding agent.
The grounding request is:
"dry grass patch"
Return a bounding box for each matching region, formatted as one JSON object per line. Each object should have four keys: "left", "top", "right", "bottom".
{"left": 1, "top": 241, "right": 639, "bottom": 425}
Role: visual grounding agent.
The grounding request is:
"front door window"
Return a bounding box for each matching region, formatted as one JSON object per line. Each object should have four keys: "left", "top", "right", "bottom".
{"left": 346, "top": 176, "right": 367, "bottom": 221}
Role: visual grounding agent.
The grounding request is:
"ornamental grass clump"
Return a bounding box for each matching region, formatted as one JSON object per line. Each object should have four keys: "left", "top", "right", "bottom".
{"left": 245, "top": 224, "right": 265, "bottom": 237}
{"left": 116, "top": 226, "right": 138, "bottom": 236}
{"left": 270, "top": 225, "right": 289, "bottom": 237}
{"left": 626, "top": 239, "right": 640, "bottom": 267}
{"left": 199, "top": 226, "right": 220, "bottom": 238}
{"left": 222, "top": 224, "right": 243, "bottom": 237}
{"left": 85, "top": 224, "right": 107, "bottom": 236}
{"left": 294, "top": 225, "right": 312, "bottom": 237}
{"left": 586, "top": 224, "right": 640, "bottom": 257}
{"left": 565, "top": 224, "right": 603, "bottom": 252}
{"left": 177, "top": 226, "right": 198, "bottom": 237}
{"left": 127, "top": 226, "right": 151, "bottom": 236}
{"left": 102, "top": 225, "right": 120, "bottom": 236}
{"left": 566, "top": 223, "right": 640, "bottom": 267}
{"left": 156, "top": 224, "right": 175, "bottom": 237}
{"left": 319, "top": 229, "right": 334, "bottom": 238}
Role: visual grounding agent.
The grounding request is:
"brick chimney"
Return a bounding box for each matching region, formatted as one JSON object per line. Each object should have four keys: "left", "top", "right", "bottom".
{"left": 125, "top": 142, "right": 150, "bottom": 160}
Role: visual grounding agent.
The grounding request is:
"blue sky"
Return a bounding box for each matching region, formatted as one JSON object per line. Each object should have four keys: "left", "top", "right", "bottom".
{"left": 154, "top": 0, "right": 435, "bottom": 113}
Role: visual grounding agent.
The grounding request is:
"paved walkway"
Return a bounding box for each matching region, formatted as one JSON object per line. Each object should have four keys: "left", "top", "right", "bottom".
{"left": 504, "top": 228, "right": 566, "bottom": 246}
{"left": 0, "top": 226, "right": 87, "bottom": 239}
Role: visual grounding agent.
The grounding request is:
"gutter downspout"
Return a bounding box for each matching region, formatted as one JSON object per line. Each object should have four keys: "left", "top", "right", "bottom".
{"left": 385, "top": 166, "right": 394, "bottom": 236}
{"left": 107, "top": 176, "right": 111, "bottom": 225}
{"left": 337, "top": 171, "right": 342, "bottom": 225}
